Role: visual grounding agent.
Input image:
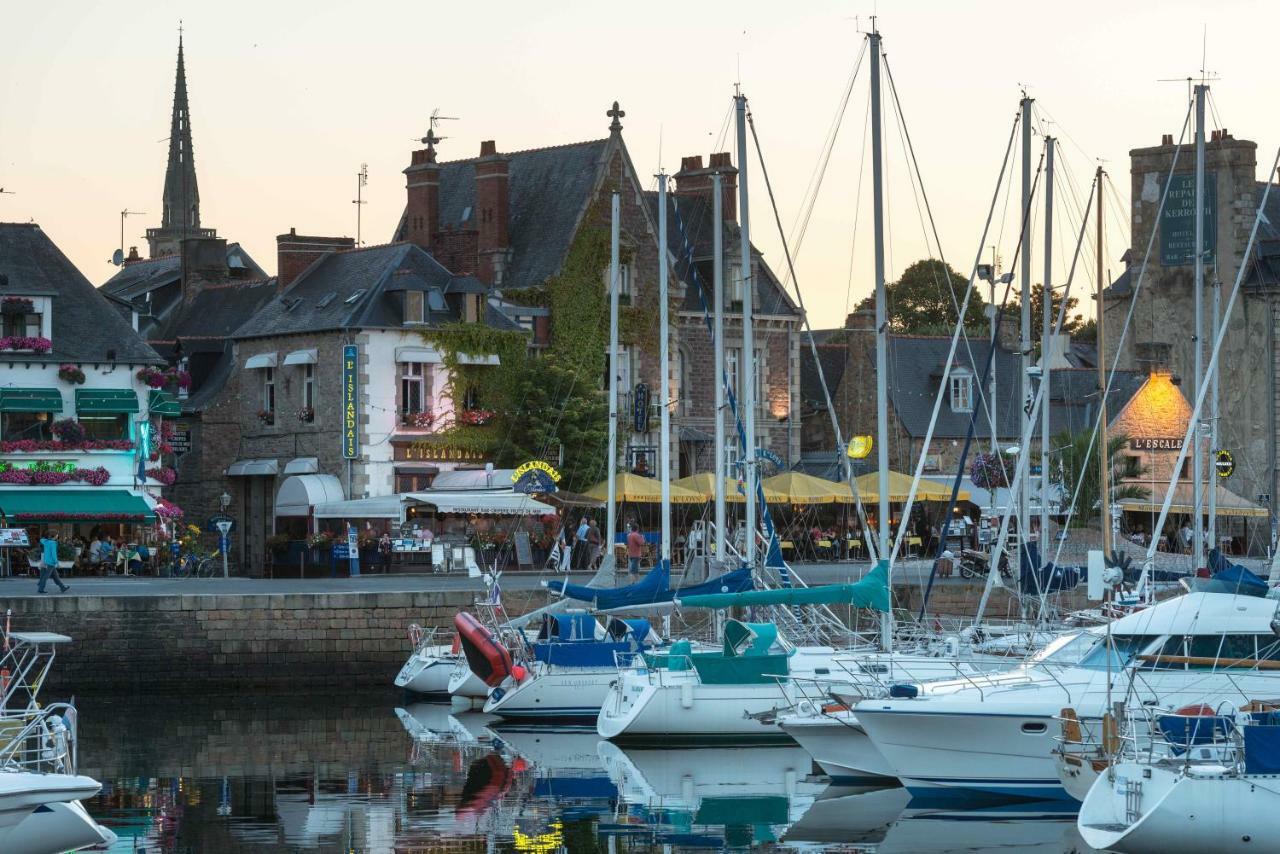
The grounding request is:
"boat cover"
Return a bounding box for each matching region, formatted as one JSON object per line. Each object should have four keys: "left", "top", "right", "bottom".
{"left": 676, "top": 561, "right": 890, "bottom": 612}
{"left": 545, "top": 561, "right": 753, "bottom": 610}
{"left": 1193, "top": 549, "right": 1270, "bottom": 597}
{"left": 539, "top": 614, "right": 602, "bottom": 642}
{"left": 1157, "top": 710, "right": 1236, "bottom": 754}
{"left": 1244, "top": 724, "right": 1280, "bottom": 774}
{"left": 724, "top": 620, "right": 777, "bottom": 657}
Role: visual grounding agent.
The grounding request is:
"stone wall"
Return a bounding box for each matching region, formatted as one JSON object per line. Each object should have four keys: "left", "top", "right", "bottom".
{"left": 0, "top": 589, "right": 486, "bottom": 694}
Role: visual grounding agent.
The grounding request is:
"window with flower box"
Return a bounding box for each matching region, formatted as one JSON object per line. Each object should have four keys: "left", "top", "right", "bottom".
{"left": 399, "top": 362, "right": 432, "bottom": 427}
{"left": 2, "top": 312, "right": 42, "bottom": 340}
{"left": 1, "top": 411, "right": 53, "bottom": 442}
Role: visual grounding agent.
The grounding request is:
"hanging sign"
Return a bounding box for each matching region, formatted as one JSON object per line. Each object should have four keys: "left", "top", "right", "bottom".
{"left": 633, "top": 383, "right": 650, "bottom": 433}
{"left": 342, "top": 344, "right": 359, "bottom": 459}
{"left": 1160, "top": 173, "right": 1217, "bottom": 266}
{"left": 846, "top": 435, "right": 874, "bottom": 460}
{"left": 169, "top": 421, "right": 192, "bottom": 456}
{"left": 512, "top": 460, "right": 561, "bottom": 494}
{"left": 1215, "top": 449, "right": 1235, "bottom": 479}
{"left": 1130, "top": 437, "right": 1184, "bottom": 451}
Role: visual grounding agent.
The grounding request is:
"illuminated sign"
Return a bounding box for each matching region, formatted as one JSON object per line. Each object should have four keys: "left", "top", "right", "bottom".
{"left": 342, "top": 344, "right": 359, "bottom": 459}
{"left": 1130, "top": 437, "right": 1184, "bottom": 451}
{"left": 846, "top": 435, "right": 874, "bottom": 459}
{"left": 1216, "top": 449, "right": 1234, "bottom": 479}
{"left": 512, "top": 460, "right": 561, "bottom": 494}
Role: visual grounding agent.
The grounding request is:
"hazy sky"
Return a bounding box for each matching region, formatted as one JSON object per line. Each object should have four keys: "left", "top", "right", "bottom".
{"left": 3, "top": 0, "right": 1276, "bottom": 327}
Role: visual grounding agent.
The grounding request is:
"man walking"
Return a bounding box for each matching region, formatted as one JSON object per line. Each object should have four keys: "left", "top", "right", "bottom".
{"left": 587, "top": 518, "right": 603, "bottom": 570}
{"left": 574, "top": 517, "right": 590, "bottom": 570}
{"left": 37, "top": 529, "right": 69, "bottom": 594}
{"left": 626, "top": 523, "right": 646, "bottom": 579}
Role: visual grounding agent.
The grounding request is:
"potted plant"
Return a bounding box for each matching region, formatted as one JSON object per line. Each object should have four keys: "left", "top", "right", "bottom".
{"left": 257, "top": 409, "right": 275, "bottom": 426}
{"left": 51, "top": 418, "right": 86, "bottom": 447}
{"left": 297, "top": 406, "right": 315, "bottom": 423}
{"left": 57, "top": 364, "right": 85, "bottom": 385}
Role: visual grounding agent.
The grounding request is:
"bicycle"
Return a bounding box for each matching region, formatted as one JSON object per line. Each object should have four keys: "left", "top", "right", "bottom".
{"left": 164, "top": 550, "right": 220, "bottom": 578}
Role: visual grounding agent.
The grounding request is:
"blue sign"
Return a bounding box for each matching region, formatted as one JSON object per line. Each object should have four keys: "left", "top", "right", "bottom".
{"left": 331, "top": 543, "right": 351, "bottom": 560}
{"left": 512, "top": 460, "right": 561, "bottom": 495}
{"left": 1160, "top": 173, "right": 1216, "bottom": 266}
{"left": 342, "top": 344, "right": 359, "bottom": 459}
{"left": 755, "top": 448, "right": 785, "bottom": 467}
{"left": 633, "top": 383, "right": 650, "bottom": 433}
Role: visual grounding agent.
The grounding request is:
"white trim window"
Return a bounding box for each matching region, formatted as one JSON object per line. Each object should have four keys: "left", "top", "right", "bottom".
{"left": 302, "top": 364, "right": 315, "bottom": 410}
{"left": 404, "top": 291, "right": 425, "bottom": 324}
{"left": 262, "top": 367, "right": 276, "bottom": 413}
{"left": 950, "top": 370, "right": 974, "bottom": 414}
{"left": 400, "top": 362, "right": 427, "bottom": 414}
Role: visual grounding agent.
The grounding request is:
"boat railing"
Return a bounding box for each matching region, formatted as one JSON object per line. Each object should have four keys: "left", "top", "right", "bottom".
{"left": 0, "top": 701, "right": 78, "bottom": 776}
{"left": 407, "top": 624, "right": 442, "bottom": 655}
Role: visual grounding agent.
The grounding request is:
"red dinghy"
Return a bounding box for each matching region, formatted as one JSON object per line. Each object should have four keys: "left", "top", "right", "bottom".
{"left": 454, "top": 612, "right": 513, "bottom": 687}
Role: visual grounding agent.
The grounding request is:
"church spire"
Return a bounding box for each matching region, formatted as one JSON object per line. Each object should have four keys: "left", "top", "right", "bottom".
{"left": 147, "top": 29, "right": 213, "bottom": 258}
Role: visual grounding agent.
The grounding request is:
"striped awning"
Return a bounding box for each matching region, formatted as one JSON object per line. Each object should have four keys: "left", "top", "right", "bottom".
{"left": 0, "top": 388, "right": 62, "bottom": 413}
{"left": 75, "top": 388, "right": 139, "bottom": 414}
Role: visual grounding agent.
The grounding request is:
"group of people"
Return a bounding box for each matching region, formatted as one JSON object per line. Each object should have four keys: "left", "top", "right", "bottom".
{"left": 25, "top": 530, "right": 151, "bottom": 583}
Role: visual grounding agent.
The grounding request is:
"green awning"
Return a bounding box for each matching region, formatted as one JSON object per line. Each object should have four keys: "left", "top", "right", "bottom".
{"left": 0, "top": 388, "right": 62, "bottom": 413}
{"left": 75, "top": 388, "right": 139, "bottom": 414}
{"left": 678, "top": 561, "right": 891, "bottom": 613}
{"left": 148, "top": 390, "right": 181, "bottom": 417}
{"left": 0, "top": 490, "right": 155, "bottom": 523}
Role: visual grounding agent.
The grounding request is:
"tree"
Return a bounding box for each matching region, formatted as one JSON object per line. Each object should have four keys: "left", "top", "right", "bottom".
{"left": 856, "top": 259, "right": 987, "bottom": 334}
{"left": 1013, "top": 283, "right": 1087, "bottom": 339}
{"left": 1052, "top": 429, "right": 1149, "bottom": 529}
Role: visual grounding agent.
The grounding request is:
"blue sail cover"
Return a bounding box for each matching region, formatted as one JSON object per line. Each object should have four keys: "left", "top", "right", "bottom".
{"left": 546, "top": 561, "right": 754, "bottom": 611}
{"left": 1198, "top": 548, "right": 1271, "bottom": 598}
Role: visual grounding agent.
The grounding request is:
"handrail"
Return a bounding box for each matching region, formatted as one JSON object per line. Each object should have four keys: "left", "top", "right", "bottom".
{"left": 0, "top": 702, "right": 78, "bottom": 775}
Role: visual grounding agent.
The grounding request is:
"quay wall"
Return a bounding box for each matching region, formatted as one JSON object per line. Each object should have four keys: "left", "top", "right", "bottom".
{"left": 0, "top": 581, "right": 1087, "bottom": 693}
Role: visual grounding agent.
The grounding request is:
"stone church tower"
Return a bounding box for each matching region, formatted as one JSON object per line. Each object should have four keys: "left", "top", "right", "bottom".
{"left": 1103, "top": 127, "right": 1278, "bottom": 507}
{"left": 146, "top": 35, "right": 217, "bottom": 258}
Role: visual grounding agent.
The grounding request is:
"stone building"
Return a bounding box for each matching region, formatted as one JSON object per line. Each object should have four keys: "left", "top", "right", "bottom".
{"left": 1103, "top": 128, "right": 1280, "bottom": 508}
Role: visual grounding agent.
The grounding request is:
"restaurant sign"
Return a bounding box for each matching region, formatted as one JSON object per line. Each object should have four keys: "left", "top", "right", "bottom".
{"left": 512, "top": 460, "right": 561, "bottom": 494}
{"left": 342, "top": 344, "right": 359, "bottom": 459}
{"left": 1130, "top": 437, "right": 1184, "bottom": 451}
{"left": 1159, "top": 173, "right": 1216, "bottom": 266}
{"left": 397, "top": 442, "right": 486, "bottom": 463}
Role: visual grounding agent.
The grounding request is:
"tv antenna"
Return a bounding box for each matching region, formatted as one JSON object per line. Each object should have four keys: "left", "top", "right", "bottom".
{"left": 114, "top": 209, "right": 147, "bottom": 266}
{"left": 414, "top": 109, "right": 458, "bottom": 154}
{"left": 353, "top": 163, "right": 368, "bottom": 246}
{"left": 0, "top": 188, "right": 13, "bottom": 196}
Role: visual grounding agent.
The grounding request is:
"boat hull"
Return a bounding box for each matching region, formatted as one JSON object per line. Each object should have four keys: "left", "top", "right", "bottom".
{"left": 597, "top": 673, "right": 795, "bottom": 745}
{"left": 483, "top": 667, "right": 615, "bottom": 721}
{"left": 0, "top": 798, "right": 117, "bottom": 854}
{"left": 395, "top": 645, "right": 458, "bottom": 695}
{"left": 779, "top": 712, "right": 896, "bottom": 785}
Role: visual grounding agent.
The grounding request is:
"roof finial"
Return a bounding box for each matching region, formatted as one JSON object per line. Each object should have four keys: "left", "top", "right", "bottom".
{"left": 607, "top": 101, "right": 625, "bottom": 133}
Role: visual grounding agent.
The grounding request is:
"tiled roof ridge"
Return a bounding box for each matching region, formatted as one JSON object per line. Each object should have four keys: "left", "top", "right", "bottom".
{"left": 198, "top": 277, "right": 278, "bottom": 291}
{"left": 437, "top": 137, "right": 608, "bottom": 165}
{"left": 330, "top": 240, "right": 408, "bottom": 256}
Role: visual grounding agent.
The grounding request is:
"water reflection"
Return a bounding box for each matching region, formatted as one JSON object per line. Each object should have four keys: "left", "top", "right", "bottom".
{"left": 73, "top": 691, "right": 1101, "bottom": 852}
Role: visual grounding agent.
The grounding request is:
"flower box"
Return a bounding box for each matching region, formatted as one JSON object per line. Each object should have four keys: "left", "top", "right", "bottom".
{"left": 146, "top": 466, "right": 177, "bottom": 486}
{"left": 401, "top": 411, "right": 434, "bottom": 429}
{"left": 297, "top": 407, "right": 315, "bottom": 423}
{"left": 458, "top": 408, "right": 494, "bottom": 426}
{"left": 0, "top": 336, "right": 51, "bottom": 353}
{"left": 0, "top": 438, "right": 133, "bottom": 453}
{"left": 257, "top": 410, "right": 275, "bottom": 426}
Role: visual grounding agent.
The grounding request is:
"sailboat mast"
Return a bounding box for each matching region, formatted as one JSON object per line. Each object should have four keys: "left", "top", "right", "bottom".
{"left": 736, "top": 93, "right": 757, "bottom": 569}
{"left": 869, "top": 24, "right": 891, "bottom": 648}
{"left": 1019, "top": 95, "right": 1034, "bottom": 577}
{"left": 1193, "top": 83, "right": 1207, "bottom": 568}
{"left": 713, "top": 172, "right": 727, "bottom": 562}
{"left": 606, "top": 192, "right": 621, "bottom": 560}
{"left": 658, "top": 173, "right": 673, "bottom": 564}
{"left": 1040, "top": 137, "right": 1054, "bottom": 558}
{"left": 1096, "top": 166, "right": 1112, "bottom": 555}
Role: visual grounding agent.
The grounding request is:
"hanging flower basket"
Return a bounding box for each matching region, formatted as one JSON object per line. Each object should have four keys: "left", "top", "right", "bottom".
{"left": 458, "top": 408, "right": 494, "bottom": 426}
{"left": 57, "top": 364, "right": 86, "bottom": 385}
{"left": 970, "top": 452, "right": 1010, "bottom": 490}
{"left": 0, "top": 336, "right": 51, "bottom": 353}
{"left": 146, "top": 466, "right": 177, "bottom": 486}
{"left": 51, "top": 418, "right": 86, "bottom": 446}
{"left": 1, "top": 297, "right": 34, "bottom": 315}
{"left": 136, "top": 368, "right": 166, "bottom": 389}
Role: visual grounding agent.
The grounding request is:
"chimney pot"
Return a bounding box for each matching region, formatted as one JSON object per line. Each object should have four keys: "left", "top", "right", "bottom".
{"left": 276, "top": 231, "right": 355, "bottom": 291}
{"left": 680, "top": 155, "right": 704, "bottom": 172}
{"left": 1161, "top": 133, "right": 1173, "bottom": 146}
{"left": 480, "top": 140, "right": 497, "bottom": 157}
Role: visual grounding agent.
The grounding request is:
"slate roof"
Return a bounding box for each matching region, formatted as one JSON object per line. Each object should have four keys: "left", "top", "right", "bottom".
{"left": 234, "top": 242, "right": 518, "bottom": 339}
{"left": 164, "top": 279, "right": 280, "bottom": 344}
{"left": 395, "top": 140, "right": 611, "bottom": 292}
{"left": 0, "top": 222, "right": 163, "bottom": 364}
{"left": 800, "top": 341, "right": 847, "bottom": 406}
{"left": 648, "top": 191, "right": 799, "bottom": 317}
{"left": 101, "top": 242, "right": 265, "bottom": 300}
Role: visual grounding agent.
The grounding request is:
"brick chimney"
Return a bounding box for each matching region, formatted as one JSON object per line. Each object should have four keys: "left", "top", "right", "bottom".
{"left": 404, "top": 144, "right": 441, "bottom": 253}
{"left": 673, "top": 152, "right": 738, "bottom": 221}
{"left": 475, "top": 140, "right": 510, "bottom": 286}
{"left": 845, "top": 307, "right": 875, "bottom": 331}
{"left": 276, "top": 229, "right": 355, "bottom": 291}
{"left": 180, "top": 236, "right": 229, "bottom": 305}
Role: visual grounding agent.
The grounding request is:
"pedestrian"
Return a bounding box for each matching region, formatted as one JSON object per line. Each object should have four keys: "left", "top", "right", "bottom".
{"left": 1180, "top": 521, "right": 1194, "bottom": 555}
{"left": 587, "top": 518, "right": 603, "bottom": 570}
{"left": 37, "top": 528, "right": 69, "bottom": 594}
{"left": 379, "top": 532, "right": 393, "bottom": 573}
{"left": 626, "top": 523, "right": 645, "bottom": 579}
{"left": 556, "top": 523, "right": 572, "bottom": 572}
{"left": 574, "top": 516, "right": 590, "bottom": 570}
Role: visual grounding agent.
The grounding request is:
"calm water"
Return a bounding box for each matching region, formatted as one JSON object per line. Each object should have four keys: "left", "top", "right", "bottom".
{"left": 70, "top": 690, "right": 1100, "bottom": 853}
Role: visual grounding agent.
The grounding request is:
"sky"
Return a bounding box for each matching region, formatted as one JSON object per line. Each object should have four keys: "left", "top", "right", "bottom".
{"left": 2, "top": 0, "right": 1277, "bottom": 328}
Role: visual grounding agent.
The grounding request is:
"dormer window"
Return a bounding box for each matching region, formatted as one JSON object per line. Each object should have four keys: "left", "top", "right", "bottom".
{"left": 404, "top": 291, "right": 425, "bottom": 324}
{"left": 0, "top": 296, "right": 51, "bottom": 351}
{"left": 950, "top": 370, "right": 974, "bottom": 413}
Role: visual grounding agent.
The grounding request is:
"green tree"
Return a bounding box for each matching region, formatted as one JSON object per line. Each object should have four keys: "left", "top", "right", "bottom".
{"left": 1014, "top": 283, "right": 1087, "bottom": 339}
{"left": 856, "top": 259, "right": 988, "bottom": 333}
{"left": 1052, "top": 429, "right": 1149, "bottom": 528}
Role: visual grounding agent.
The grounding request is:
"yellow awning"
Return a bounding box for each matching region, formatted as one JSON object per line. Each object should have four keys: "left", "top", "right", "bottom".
{"left": 673, "top": 472, "right": 785, "bottom": 504}
{"left": 760, "top": 472, "right": 854, "bottom": 504}
{"left": 1119, "top": 482, "right": 1267, "bottom": 518}
{"left": 854, "top": 470, "right": 970, "bottom": 503}
{"left": 584, "top": 472, "right": 705, "bottom": 504}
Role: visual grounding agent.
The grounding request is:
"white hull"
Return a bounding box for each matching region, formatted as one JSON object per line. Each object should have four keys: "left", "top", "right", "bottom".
{"left": 395, "top": 644, "right": 459, "bottom": 694}
{"left": 597, "top": 669, "right": 795, "bottom": 744}
{"left": 1079, "top": 760, "right": 1280, "bottom": 853}
{"left": 445, "top": 658, "right": 489, "bottom": 700}
{"left": 484, "top": 667, "right": 614, "bottom": 720}
{"left": 778, "top": 711, "right": 896, "bottom": 784}
{"left": 0, "top": 799, "right": 117, "bottom": 854}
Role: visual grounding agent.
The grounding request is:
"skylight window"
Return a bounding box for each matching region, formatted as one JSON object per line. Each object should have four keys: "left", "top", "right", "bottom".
{"left": 344, "top": 289, "right": 367, "bottom": 305}
{"left": 316, "top": 292, "right": 337, "bottom": 309}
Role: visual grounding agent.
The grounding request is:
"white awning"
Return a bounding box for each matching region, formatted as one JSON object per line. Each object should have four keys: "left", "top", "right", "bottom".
{"left": 275, "top": 474, "right": 345, "bottom": 517}
{"left": 405, "top": 490, "right": 553, "bottom": 516}
{"left": 395, "top": 346, "right": 442, "bottom": 364}
{"left": 282, "top": 349, "right": 318, "bottom": 366}
{"left": 315, "top": 495, "right": 403, "bottom": 519}
{"left": 457, "top": 352, "right": 500, "bottom": 366}
{"left": 245, "top": 353, "right": 278, "bottom": 370}
{"left": 227, "top": 458, "right": 279, "bottom": 477}
{"left": 283, "top": 457, "right": 319, "bottom": 475}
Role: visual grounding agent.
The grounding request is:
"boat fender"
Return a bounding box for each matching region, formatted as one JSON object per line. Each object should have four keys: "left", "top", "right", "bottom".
{"left": 888, "top": 683, "right": 919, "bottom": 699}
{"left": 943, "top": 636, "right": 959, "bottom": 658}
{"left": 512, "top": 664, "right": 527, "bottom": 683}
{"left": 681, "top": 682, "right": 694, "bottom": 709}
{"left": 795, "top": 699, "right": 818, "bottom": 717}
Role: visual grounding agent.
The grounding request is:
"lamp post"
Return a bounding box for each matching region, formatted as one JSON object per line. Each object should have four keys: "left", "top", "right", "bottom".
{"left": 217, "top": 491, "right": 232, "bottom": 580}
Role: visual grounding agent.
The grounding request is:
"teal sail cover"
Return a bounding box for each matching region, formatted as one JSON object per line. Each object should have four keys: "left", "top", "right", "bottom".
{"left": 677, "top": 561, "right": 890, "bottom": 612}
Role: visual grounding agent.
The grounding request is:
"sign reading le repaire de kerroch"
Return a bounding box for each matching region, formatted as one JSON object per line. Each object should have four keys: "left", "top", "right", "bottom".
{"left": 342, "top": 344, "right": 359, "bottom": 459}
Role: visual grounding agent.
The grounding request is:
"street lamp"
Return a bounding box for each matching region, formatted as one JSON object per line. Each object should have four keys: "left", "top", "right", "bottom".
{"left": 219, "top": 491, "right": 231, "bottom": 511}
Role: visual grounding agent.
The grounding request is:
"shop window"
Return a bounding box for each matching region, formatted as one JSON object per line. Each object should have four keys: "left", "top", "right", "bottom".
{"left": 79, "top": 414, "right": 130, "bottom": 441}
{"left": 396, "top": 473, "right": 434, "bottom": 492}
{"left": 1, "top": 411, "right": 53, "bottom": 441}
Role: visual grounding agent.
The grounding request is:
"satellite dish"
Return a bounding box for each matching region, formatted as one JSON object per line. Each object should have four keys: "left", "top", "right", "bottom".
{"left": 111, "top": 248, "right": 124, "bottom": 267}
